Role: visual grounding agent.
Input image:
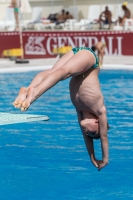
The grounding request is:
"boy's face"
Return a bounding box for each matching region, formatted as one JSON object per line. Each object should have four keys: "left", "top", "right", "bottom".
{"left": 80, "top": 118, "right": 99, "bottom": 138}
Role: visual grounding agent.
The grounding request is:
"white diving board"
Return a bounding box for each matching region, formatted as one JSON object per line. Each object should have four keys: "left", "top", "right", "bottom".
{"left": 0, "top": 112, "right": 49, "bottom": 126}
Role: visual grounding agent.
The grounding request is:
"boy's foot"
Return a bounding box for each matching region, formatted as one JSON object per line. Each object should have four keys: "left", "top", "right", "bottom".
{"left": 13, "top": 87, "right": 28, "bottom": 108}
{"left": 20, "top": 87, "right": 37, "bottom": 111}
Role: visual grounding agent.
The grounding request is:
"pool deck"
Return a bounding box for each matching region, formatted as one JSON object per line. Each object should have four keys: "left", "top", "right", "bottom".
{"left": 0, "top": 55, "right": 133, "bottom": 73}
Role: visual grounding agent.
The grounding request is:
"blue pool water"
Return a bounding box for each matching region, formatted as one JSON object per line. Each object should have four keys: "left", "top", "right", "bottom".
{"left": 0, "top": 70, "right": 133, "bottom": 200}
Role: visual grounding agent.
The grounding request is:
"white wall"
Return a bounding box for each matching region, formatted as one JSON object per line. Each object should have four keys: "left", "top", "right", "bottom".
{"left": 0, "top": 1, "right": 10, "bottom": 20}
{"left": 0, "top": 0, "right": 133, "bottom": 21}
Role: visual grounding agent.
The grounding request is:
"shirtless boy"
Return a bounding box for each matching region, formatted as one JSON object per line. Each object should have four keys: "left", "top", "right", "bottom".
{"left": 13, "top": 47, "right": 109, "bottom": 170}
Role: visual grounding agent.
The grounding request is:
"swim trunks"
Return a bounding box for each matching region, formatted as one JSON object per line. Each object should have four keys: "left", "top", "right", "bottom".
{"left": 72, "top": 47, "right": 99, "bottom": 69}
{"left": 14, "top": 7, "right": 19, "bottom": 13}
{"left": 105, "top": 19, "right": 109, "bottom": 24}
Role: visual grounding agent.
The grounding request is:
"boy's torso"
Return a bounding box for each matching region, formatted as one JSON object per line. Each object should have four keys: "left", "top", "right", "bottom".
{"left": 69, "top": 68, "right": 103, "bottom": 115}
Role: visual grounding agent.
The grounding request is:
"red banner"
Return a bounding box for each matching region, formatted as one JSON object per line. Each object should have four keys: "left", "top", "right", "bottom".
{"left": 0, "top": 31, "right": 133, "bottom": 58}
{"left": 0, "top": 32, "right": 20, "bottom": 58}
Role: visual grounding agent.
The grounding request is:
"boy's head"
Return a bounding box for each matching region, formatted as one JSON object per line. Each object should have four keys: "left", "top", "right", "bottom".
{"left": 80, "top": 118, "right": 100, "bottom": 139}
{"left": 80, "top": 118, "right": 110, "bottom": 140}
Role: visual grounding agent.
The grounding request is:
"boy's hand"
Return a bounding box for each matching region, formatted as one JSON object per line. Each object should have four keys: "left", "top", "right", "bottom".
{"left": 98, "top": 160, "right": 109, "bottom": 171}
{"left": 91, "top": 158, "right": 108, "bottom": 170}
{"left": 91, "top": 158, "right": 103, "bottom": 168}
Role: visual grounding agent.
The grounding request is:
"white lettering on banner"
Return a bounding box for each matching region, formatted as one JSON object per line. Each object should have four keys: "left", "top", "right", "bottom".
{"left": 107, "top": 37, "right": 117, "bottom": 55}
{"left": 87, "top": 37, "right": 98, "bottom": 48}
{"left": 74, "top": 37, "right": 88, "bottom": 47}
{"left": 73, "top": 37, "right": 78, "bottom": 47}
{"left": 47, "top": 37, "right": 57, "bottom": 55}
{"left": 25, "top": 36, "right": 46, "bottom": 55}
{"left": 67, "top": 37, "right": 75, "bottom": 47}
{"left": 101, "top": 36, "right": 109, "bottom": 55}
{"left": 117, "top": 37, "right": 123, "bottom": 55}
{"left": 58, "top": 37, "right": 67, "bottom": 48}
{"left": 46, "top": 35, "right": 123, "bottom": 56}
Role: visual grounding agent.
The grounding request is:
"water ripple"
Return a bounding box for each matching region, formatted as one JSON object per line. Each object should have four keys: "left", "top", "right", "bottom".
{"left": 0, "top": 70, "right": 133, "bottom": 199}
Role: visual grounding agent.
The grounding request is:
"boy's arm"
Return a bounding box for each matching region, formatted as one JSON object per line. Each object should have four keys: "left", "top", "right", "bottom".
{"left": 77, "top": 111, "right": 108, "bottom": 170}
{"left": 82, "top": 132, "right": 99, "bottom": 168}
{"left": 98, "top": 105, "right": 109, "bottom": 170}
{"left": 76, "top": 111, "right": 99, "bottom": 168}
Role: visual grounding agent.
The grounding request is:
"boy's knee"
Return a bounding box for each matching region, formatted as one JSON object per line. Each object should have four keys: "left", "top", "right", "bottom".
{"left": 51, "top": 68, "right": 69, "bottom": 80}
{"left": 60, "top": 67, "right": 71, "bottom": 80}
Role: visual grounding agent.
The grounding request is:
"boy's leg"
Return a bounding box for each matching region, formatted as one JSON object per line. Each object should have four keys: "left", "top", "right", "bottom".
{"left": 28, "top": 50, "right": 74, "bottom": 88}
{"left": 13, "top": 50, "right": 74, "bottom": 108}
{"left": 14, "top": 11, "right": 19, "bottom": 31}
{"left": 19, "top": 50, "right": 96, "bottom": 110}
